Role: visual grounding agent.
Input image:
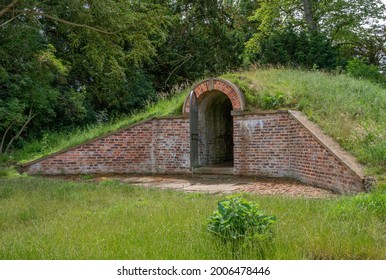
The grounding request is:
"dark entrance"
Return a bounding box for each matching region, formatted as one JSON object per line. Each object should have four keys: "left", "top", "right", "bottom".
{"left": 198, "top": 90, "right": 233, "bottom": 167}
{"left": 185, "top": 78, "right": 245, "bottom": 172}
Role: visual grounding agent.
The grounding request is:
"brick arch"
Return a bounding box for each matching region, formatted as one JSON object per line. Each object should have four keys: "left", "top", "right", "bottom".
{"left": 183, "top": 78, "right": 245, "bottom": 115}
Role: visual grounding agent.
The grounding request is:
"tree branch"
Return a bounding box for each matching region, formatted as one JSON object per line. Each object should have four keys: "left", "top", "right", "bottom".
{"left": 4, "top": 108, "right": 38, "bottom": 154}
{"left": 12, "top": 9, "right": 119, "bottom": 34}
{"left": 0, "top": 13, "right": 21, "bottom": 28}
{"left": 164, "top": 54, "right": 192, "bottom": 86}
{"left": 0, "top": 0, "right": 19, "bottom": 19}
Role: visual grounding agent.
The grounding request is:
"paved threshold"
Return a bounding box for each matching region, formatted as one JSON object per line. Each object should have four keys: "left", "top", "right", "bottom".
{"left": 91, "top": 174, "right": 338, "bottom": 198}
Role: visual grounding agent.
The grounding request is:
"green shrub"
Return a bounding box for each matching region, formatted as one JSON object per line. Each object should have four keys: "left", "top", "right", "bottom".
{"left": 207, "top": 195, "right": 276, "bottom": 242}
{"left": 260, "top": 92, "right": 286, "bottom": 109}
{"left": 346, "top": 58, "right": 385, "bottom": 85}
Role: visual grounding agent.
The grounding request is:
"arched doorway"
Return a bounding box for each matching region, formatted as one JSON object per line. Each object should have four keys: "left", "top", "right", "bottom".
{"left": 199, "top": 90, "right": 233, "bottom": 166}
{"left": 184, "top": 78, "right": 245, "bottom": 171}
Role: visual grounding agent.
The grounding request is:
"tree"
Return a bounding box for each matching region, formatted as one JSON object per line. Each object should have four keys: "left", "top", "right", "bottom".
{"left": 246, "top": 0, "right": 386, "bottom": 67}
{"left": 0, "top": 0, "right": 171, "bottom": 153}
{"left": 0, "top": 26, "right": 64, "bottom": 154}
{"left": 148, "top": 0, "right": 260, "bottom": 91}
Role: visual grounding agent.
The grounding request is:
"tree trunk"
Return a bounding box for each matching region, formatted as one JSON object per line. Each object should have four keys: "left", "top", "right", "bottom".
{"left": 0, "top": 123, "right": 13, "bottom": 155}
{"left": 302, "top": 0, "right": 317, "bottom": 32}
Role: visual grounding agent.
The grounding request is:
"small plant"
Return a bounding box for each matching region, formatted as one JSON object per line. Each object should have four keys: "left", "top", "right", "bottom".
{"left": 207, "top": 195, "right": 276, "bottom": 258}
{"left": 259, "top": 92, "right": 287, "bottom": 109}
{"left": 207, "top": 195, "right": 276, "bottom": 241}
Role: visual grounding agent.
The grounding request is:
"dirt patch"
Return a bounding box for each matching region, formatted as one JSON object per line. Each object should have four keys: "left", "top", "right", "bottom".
{"left": 243, "top": 178, "right": 338, "bottom": 198}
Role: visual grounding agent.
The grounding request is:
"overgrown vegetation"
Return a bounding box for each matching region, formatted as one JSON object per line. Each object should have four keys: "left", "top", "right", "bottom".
{"left": 346, "top": 58, "right": 386, "bottom": 85}
{"left": 1, "top": 0, "right": 385, "bottom": 262}
{"left": 0, "top": 177, "right": 384, "bottom": 260}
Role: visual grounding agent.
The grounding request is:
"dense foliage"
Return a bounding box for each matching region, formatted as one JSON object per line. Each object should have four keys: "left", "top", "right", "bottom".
{"left": 0, "top": 0, "right": 385, "bottom": 155}
{"left": 256, "top": 28, "right": 341, "bottom": 69}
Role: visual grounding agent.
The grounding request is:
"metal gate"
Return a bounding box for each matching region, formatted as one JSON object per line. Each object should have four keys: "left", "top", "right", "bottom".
{"left": 189, "top": 90, "right": 199, "bottom": 168}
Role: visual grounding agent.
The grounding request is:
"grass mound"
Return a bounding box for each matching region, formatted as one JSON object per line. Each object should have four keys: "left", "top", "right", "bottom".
{"left": 223, "top": 69, "right": 385, "bottom": 175}
{"left": 3, "top": 68, "right": 385, "bottom": 176}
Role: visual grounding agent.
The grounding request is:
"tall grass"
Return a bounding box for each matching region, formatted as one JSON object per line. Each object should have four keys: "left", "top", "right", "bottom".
{"left": 223, "top": 69, "right": 386, "bottom": 175}
{"left": 0, "top": 177, "right": 385, "bottom": 260}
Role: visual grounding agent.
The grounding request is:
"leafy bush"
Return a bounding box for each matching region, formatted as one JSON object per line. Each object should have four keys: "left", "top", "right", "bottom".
{"left": 207, "top": 195, "right": 276, "bottom": 242}
{"left": 346, "top": 58, "right": 385, "bottom": 85}
{"left": 260, "top": 92, "right": 286, "bottom": 109}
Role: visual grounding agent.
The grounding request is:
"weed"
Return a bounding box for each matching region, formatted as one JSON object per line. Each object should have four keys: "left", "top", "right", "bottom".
{"left": 260, "top": 92, "right": 286, "bottom": 109}
{"left": 207, "top": 195, "right": 276, "bottom": 259}
{"left": 207, "top": 195, "right": 276, "bottom": 241}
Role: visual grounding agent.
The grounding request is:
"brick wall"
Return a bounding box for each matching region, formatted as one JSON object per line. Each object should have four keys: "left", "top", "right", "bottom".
{"left": 233, "top": 111, "right": 364, "bottom": 193}
{"left": 23, "top": 111, "right": 365, "bottom": 193}
{"left": 233, "top": 112, "right": 291, "bottom": 177}
{"left": 25, "top": 118, "right": 190, "bottom": 175}
{"left": 152, "top": 118, "right": 190, "bottom": 173}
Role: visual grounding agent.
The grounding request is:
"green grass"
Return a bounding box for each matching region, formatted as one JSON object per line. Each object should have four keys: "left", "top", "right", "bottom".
{"left": 2, "top": 68, "right": 385, "bottom": 176}
{"left": 0, "top": 177, "right": 385, "bottom": 260}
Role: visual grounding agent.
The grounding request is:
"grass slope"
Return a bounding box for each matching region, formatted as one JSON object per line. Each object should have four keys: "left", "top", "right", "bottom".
{"left": 0, "top": 177, "right": 385, "bottom": 260}
{"left": 224, "top": 69, "right": 385, "bottom": 175}
{"left": 2, "top": 68, "right": 385, "bottom": 176}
